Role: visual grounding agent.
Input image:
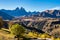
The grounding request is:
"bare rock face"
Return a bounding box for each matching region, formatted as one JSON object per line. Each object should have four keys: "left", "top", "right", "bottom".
{"left": 42, "top": 20, "right": 60, "bottom": 38}
{"left": 20, "top": 17, "right": 60, "bottom": 37}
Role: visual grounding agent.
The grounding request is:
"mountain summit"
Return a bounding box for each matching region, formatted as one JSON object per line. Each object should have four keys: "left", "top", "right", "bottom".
{"left": 15, "top": 7, "right": 20, "bottom": 10}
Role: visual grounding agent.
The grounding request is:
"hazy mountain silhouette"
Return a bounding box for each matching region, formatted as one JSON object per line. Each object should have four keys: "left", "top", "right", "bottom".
{"left": 0, "top": 7, "right": 37, "bottom": 17}
{"left": 0, "top": 11, "right": 14, "bottom": 20}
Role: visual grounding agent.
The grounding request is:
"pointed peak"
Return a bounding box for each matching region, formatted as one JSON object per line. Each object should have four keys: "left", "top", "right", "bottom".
{"left": 16, "top": 7, "right": 20, "bottom": 10}
{"left": 20, "top": 7, "right": 25, "bottom": 10}
{"left": 20, "top": 7, "right": 26, "bottom": 12}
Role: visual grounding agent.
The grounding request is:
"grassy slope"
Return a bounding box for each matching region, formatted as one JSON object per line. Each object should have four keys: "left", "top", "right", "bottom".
{"left": 0, "top": 28, "right": 15, "bottom": 40}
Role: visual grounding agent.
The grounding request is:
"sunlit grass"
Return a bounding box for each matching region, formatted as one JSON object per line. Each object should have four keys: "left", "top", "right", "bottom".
{"left": 0, "top": 28, "right": 60, "bottom": 40}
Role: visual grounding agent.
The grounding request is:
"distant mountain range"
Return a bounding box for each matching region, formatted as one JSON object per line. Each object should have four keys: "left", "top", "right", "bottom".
{"left": 0, "top": 7, "right": 60, "bottom": 20}
{"left": 0, "top": 11, "right": 14, "bottom": 20}
{"left": 33, "top": 10, "right": 60, "bottom": 18}
{"left": 0, "top": 7, "right": 39, "bottom": 17}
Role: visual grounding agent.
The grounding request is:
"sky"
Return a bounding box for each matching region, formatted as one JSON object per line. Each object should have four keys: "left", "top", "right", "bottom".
{"left": 0, "top": 0, "right": 60, "bottom": 12}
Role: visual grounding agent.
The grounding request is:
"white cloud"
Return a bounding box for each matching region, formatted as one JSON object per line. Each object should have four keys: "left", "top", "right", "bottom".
{"left": 49, "top": 7, "right": 60, "bottom": 10}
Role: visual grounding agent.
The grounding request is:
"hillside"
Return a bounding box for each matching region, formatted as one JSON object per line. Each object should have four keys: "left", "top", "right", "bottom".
{"left": 0, "top": 11, "right": 14, "bottom": 20}
{"left": 20, "top": 18, "right": 60, "bottom": 38}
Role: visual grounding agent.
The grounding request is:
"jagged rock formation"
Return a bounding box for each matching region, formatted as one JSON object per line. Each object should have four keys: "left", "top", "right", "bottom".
{"left": 33, "top": 10, "right": 60, "bottom": 18}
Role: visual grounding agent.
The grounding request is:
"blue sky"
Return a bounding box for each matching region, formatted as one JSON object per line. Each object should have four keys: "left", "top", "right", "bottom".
{"left": 0, "top": 0, "right": 60, "bottom": 12}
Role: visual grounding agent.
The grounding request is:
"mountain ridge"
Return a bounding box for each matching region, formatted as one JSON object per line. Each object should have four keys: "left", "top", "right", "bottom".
{"left": 0, "top": 7, "right": 60, "bottom": 20}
